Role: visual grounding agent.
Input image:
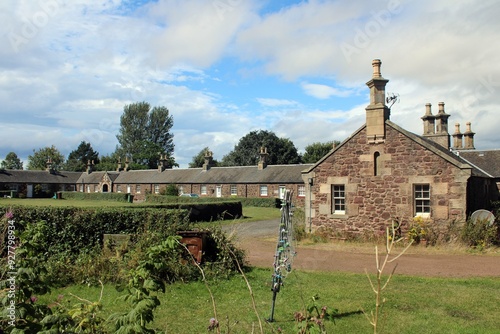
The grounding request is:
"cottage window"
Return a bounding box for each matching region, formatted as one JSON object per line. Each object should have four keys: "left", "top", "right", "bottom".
{"left": 178, "top": 186, "right": 184, "bottom": 194}
{"left": 374, "top": 152, "right": 380, "bottom": 176}
{"left": 135, "top": 185, "right": 141, "bottom": 194}
{"left": 298, "top": 185, "right": 306, "bottom": 197}
{"left": 201, "top": 185, "right": 207, "bottom": 195}
{"left": 260, "top": 185, "right": 268, "bottom": 197}
{"left": 80, "top": 184, "right": 84, "bottom": 192}
{"left": 414, "top": 184, "right": 431, "bottom": 217}
{"left": 332, "top": 185, "right": 346, "bottom": 214}
{"left": 154, "top": 184, "right": 160, "bottom": 194}
{"left": 116, "top": 185, "right": 122, "bottom": 192}
{"left": 230, "top": 185, "right": 237, "bottom": 196}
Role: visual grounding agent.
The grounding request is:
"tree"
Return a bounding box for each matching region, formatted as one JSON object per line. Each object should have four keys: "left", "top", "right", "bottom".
{"left": 64, "top": 141, "right": 100, "bottom": 172}
{"left": 116, "top": 102, "right": 175, "bottom": 169}
{"left": 301, "top": 141, "right": 340, "bottom": 163}
{"left": 27, "top": 145, "right": 65, "bottom": 170}
{"left": 189, "top": 147, "right": 219, "bottom": 168}
{"left": 1, "top": 152, "right": 23, "bottom": 170}
{"left": 221, "top": 130, "right": 301, "bottom": 166}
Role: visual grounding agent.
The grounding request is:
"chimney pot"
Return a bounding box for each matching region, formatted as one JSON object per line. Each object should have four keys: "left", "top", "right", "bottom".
{"left": 372, "top": 59, "right": 382, "bottom": 78}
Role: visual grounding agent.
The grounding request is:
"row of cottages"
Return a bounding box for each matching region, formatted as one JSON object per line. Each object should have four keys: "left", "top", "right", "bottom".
{"left": 301, "top": 59, "right": 500, "bottom": 235}
{"left": 0, "top": 149, "right": 313, "bottom": 205}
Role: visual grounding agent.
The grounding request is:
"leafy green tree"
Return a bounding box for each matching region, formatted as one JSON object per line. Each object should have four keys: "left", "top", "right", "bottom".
{"left": 221, "top": 130, "right": 301, "bottom": 166}
{"left": 1, "top": 151, "right": 23, "bottom": 169}
{"left": 94, "top": 152, "right": 120, "bottom": 171}
{"left": 64, "top": 141, "right": 100, "bottom": 171}
{"left": 189, "top": 147, "right": 219, "bottom": 168}
{"left": 116, "top": 102, "right": 175, "bottom": 169}
{"left": 27, "top": 145, "right": 65, "bottom": 170}
{"left": 301, "top": 141, "right": 340, "bottom": 163}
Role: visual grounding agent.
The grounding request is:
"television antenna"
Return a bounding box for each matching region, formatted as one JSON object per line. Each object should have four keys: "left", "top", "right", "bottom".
{"left": 386, "top": 92, "right": 399, "bottom": 109}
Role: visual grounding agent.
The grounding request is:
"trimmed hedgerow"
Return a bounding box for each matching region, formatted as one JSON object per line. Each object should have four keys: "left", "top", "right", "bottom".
{"left": 59, "top": 191, "right": 130, "bottom": 202}
{"left": 1, "top": 205, "right": 189, "bottom": 255}
{"left": 146, "top": 194, "right": 279, "bottom": 207}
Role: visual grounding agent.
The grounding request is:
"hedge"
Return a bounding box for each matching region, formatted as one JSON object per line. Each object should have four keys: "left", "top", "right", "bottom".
{"left": 146, "top": 194, "right": 280, "bottom": 208}
{"left": 1, "top": 205, "right": 189, "bottom": 255}
{"left": 59, "top": 191, "right": 130, "bottom": 202}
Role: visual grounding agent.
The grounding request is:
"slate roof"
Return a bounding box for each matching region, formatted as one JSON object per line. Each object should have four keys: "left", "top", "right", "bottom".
{"left": 0, "top": 170, "right": 81, "bottom": 184}
{"left": 302, "top": 121, "right": 490, "bottom": 178}
{"left": 456, "top": 150, "right": 500, "bottom": 178}
{"left": 76, "top": 171, "right": 120, "bottom": 184}
{"left": 112, "top": 164, "right": 313, "bottom": 185}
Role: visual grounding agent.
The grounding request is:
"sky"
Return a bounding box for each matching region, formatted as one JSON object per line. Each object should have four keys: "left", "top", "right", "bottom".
{"left": 1, "top": 0, "right": 499, "bottom": 169}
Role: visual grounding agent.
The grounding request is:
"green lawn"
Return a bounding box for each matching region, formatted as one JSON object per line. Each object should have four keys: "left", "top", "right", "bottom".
{"left": 40, "top": 268, "right": 500, "bottom": 333}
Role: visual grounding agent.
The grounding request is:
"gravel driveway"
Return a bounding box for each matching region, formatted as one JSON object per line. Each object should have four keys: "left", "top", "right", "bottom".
{"left": 225, "top": 220, "right": 500, "bottom": 278}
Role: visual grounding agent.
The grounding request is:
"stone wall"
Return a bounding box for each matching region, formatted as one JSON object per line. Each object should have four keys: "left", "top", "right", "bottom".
{"left": 307, "top": 125, "right": 470, "bottom": 235}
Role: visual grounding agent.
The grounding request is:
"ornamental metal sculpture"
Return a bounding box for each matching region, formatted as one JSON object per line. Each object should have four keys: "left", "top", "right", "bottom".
{"left": 268, "top": 189, "right": 296, "bottom": 322}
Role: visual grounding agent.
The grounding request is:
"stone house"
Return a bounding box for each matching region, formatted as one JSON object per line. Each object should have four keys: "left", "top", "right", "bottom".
{"left": 301, "top": 59, "right": 499, "bottom": 235}
{"left": 73, "top": 151, "right": 312, "bottom": 205}
{"left": 0, "top": 167, "right": 80, "bottom": 198}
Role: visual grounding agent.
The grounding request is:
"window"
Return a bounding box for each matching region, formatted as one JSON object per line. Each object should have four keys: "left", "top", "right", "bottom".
{"left": 201, "top": 185, "right": 207, "bottom": 195}
{"left": 230, "top": 185, "right": 237, "bottom": 196}
{"left": 80, "top": 184, "right": 84, "bottom": 192}
{"left": 332, "top": 185, "right": 346, "bottom": 214}
{"left": 414, "top": 184, "right": 431, "bottom": 217}
{"left": 154, "top": 184, "right": 160, "bottom": 194}
{"left": 298, "top": 185, "right": 306, "bottom": 197}
{"left": 135, "top": 185, "right": 141, "bottom": 194}
{"left": 178, "top": 186, "right": 184, "bottom": 194}
{"left": 260, "top": 185, "right": 268, "bottom": 197}
{"left": 116, "top": 185, "right": 122, "bottom": 193}
{"left": 374, "top": 152, "right": 380, "bottom": 176}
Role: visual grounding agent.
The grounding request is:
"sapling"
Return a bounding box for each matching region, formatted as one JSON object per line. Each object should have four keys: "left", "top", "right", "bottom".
{"left": 364, "top": 222, "right": 413, "bottom": 334}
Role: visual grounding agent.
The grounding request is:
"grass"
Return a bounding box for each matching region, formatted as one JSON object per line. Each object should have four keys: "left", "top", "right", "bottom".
{"left": 39, "top": 268, "right": 500, "bottom": 333}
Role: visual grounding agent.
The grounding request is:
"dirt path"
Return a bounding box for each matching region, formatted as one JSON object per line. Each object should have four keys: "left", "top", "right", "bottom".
{"left": 225, "top": 220, "right": 500, "bottom": 278}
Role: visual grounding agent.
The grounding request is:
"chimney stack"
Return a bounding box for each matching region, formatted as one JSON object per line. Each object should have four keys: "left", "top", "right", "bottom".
{"left": 117, "top": 157, "right": 122, "bottom": 172}
{"left": 422, "top": 102, "right": 450, "bottom": 149}
{"left": 124, "top": 157, "right": 129, "bottom": 172}
{"left": 202, "top": 150, "right": 214, "bottom": 171}
{"left": 365, "top": 59, "right": 390, "bottom": 144}
{"left": 46, "top": 158, "right": 53, "bottom": 173}
{"left": 463, "top": 122, "right": 475, "bottom": 150}
{"left": 452, "top": 123, "right": 463, "bottom": 150}
{"left": 86, "top": 160, "right": 94, "bottom": 174}
{"left": 258, "top": 146, "right": 268, "bottom": 170}
{"left": 158, "top": 154, "right": 167, "bottom": 172}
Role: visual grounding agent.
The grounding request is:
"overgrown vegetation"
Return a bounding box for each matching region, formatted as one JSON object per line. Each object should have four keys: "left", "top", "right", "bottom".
{"left": 0, "top": 207, "right": 246, "bottom": 332}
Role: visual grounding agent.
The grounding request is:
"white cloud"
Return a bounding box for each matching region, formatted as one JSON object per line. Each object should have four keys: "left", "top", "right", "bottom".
{"left": 0, "top": 0, "right": 499, "bottom": 169}
{"left": 301, "top": 82, "right": 354, "bottom": 99}
{"left": 256, "top": 98, "right": 299, "bottom": 107}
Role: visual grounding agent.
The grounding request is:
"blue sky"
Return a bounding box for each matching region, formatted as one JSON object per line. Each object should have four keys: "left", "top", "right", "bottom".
{"left": 1, "top": 0, "right": 499, "bottom": 168}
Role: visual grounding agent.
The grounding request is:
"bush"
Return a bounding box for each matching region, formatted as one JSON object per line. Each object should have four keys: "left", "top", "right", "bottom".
{"left": 461, "top": 217, "right": 499, "bottom": 249}
{"left": 59, "top": 191, "right": 129, "bottom": 202}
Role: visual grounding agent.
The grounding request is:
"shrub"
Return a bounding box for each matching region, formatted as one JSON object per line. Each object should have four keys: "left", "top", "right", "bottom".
{"left": 461, "top": 217, "right": 499, "bottom": 249}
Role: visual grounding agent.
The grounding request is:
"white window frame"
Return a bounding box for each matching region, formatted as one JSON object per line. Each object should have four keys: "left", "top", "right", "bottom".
{"left": 116, "top": 184, "right": 122, "bottom": 193}
{"left": 260, "top": 185, "right": 268, "bottom": 197}
{"left": 414, "top": 184, "right": 431, "bottom": 218}
{"left": 201, "top": 185, "right": 207, "bottom": 195}
{"left": 154, "top": 184, "right": 160, "bottom": 194}
{"left": 135, "top": 184, "right": 141, "bottom": 194}
{"left": 298, "top": 185, "right": 306, "bottom": 197}
{"left": 332, "top": 185, "right": 346, "bottom": 214}
{"left": 230, "top": 184, "right": 237, "bottom": 196}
